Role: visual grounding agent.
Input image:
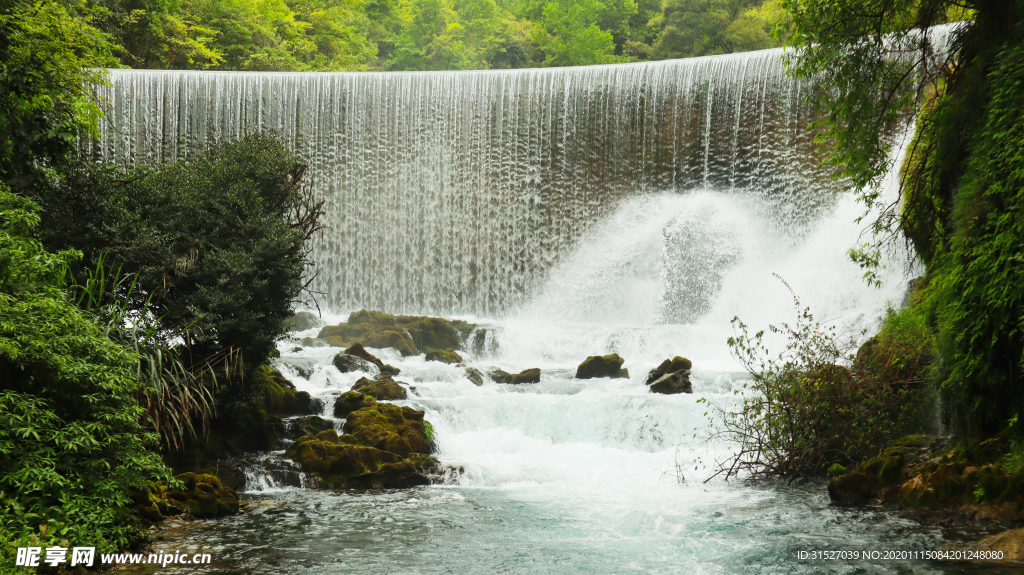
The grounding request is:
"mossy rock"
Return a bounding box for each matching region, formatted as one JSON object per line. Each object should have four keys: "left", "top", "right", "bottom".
{"left": 351, "top": 374, "right": 408, "bottom": 400}
{"left": 344, "top": 343, "right": 400, "bottom": 375}
{"left": 489, "top": 367, "right": 541, "bottom": 384}
{"left": 165, "top": 473, "right": 239, "bottom": 518}
{"left": 649, "top": 371, "right": 692, "bottom": 394}
{"left": 332, "top": 352, "right": 374, "bottom": 374}
{"left": 334, "top": 391, "right": 377, "bottom": 418}
{"left": 425, "top": 348, "right": 463, "bottom": 364}
{"left": 284, "top": 427, "right": 438, "bottom": 489}
{"left": 257, "top": 366, "right": 322, "bottom": 416}
{"left": 645, "top": 357, "right": 692, "bottom": 384}
{"left": 287, "top": 415, "right": 334, "bottom": 439}
{"left": 829, "top": 452, "right": 909, "bottom": 505}
{"left": 343, "top": 402, "right": 431, "bottom": 457}
{"left": 575, "top": 354, "right": 626, "bottom": 379}
{"left": 315, "top": 310, "right": 476, "bottom": 356}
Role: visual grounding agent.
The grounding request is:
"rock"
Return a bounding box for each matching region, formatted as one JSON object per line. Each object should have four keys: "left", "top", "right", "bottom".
{"left": 343, "top": 403, "right": 432, "bottom": 456}
{"left": 300, "top": 337, "right": 328, "bottom": 347}
{"left": 465, "top": 367, "right": 484, "bottom": 386}
{"left": 260, "top": 367, "right": 323, "bottom": 415}
{"left": 332, "top": 352, "right": 375, "bottom": 374}
{"left": 269, "top": 348, "right": 281, "bottom": 358}
{"left": 334, "top": 391, "right": 377, "bottom": 418}
{"left": 283, "top": 311, "right": 322, "bottom": 332}
{"left": 165, "top": 473, "right": 240, "bottom": 518}
{"left": 284, "top": 432, "right": 437, "bottom": 489}
{"left": 649, "top": 371, "right": 692, "bottom": 394}
{"left": 575, "top": 354, "right": 627, "bottom": 379}
{"left": 958, "top": 528, "right": 1024, "bottom": 563}
{"left": 489, "top": 367, "right": 541, "bottom": 384}
{"left": 645, "top": 357, "right": 692, "bottom": 384}
{"left": 425, "top": 348, "right": 463, "bottom": 364}
{"left": 315, "top": 309, "right": 476, "bottom": 356}
{"left": 344, "top": 343, "right": 400, "bottom": 375}
{"left": 285, "top": 401, "right": 439, "bottom": 489}
{"left": 351, "top": 374, "right": 408, "bottom": 400}
{"left": 287, "top": 415, "right": 334, "bottom": 439}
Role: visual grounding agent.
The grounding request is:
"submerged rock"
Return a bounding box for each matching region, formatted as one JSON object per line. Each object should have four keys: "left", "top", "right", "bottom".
{"left": 464, "top": 367, "right": 485, "bottom": 386}
{"left": 425, "top": 348, "right": 463, "bottom": 364}
{"left": 351, "top": 374, "right": 408, "bottom": 400}
{"left": 283, "top": 310, "right": 322, "bottom": 332}
{"left": 575, "top": 354, "right": 627, "bottom": 379}
{"left": 489, "top": 367, "right": 541, "bottom": 384}
{"left": 345, "top": 343, "right": 400, "bottom": 375}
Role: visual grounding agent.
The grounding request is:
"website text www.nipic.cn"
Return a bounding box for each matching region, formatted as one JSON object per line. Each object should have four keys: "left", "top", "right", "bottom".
{"left": 15, "top": 547, "right": 211, "bottom": 568}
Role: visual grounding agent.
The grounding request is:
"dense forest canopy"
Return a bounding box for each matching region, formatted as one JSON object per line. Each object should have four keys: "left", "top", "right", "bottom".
{"left": 81, "top": 0, "right": 792, "bottom": 70}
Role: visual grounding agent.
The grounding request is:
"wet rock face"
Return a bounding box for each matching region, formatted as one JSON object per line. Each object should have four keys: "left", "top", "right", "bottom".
{"left": 645, "top": 357, "right": 693, "bottom": 394}
{"left": 425, "top": 348, "right": 463, "bottom": 364}
{"left": 286, "top": 396, "right": 439, "bottom": 489}
{"left": 351, "top": 374, "right": 408, "bottom": 400}
{"left": 316, "top": 309, "right": 476, "bottom": 356}
{"left": 164, "top": 473, "right": 240, "bottom": 518}
{"left": 575, "top": 354, "right": 627, "bottom": 379}
{"left": 489, "top": 367, "right": 541, "bottom": 384}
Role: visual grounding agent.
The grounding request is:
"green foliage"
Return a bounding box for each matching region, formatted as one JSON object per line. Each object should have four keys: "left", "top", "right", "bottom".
{"left": 0, "top": 0, "right": 115, "bottom": 188}
{"left": 531, "top": 0, "right": 627, "bottom": 66}
{"left": 0, "top": 184, "right": 170, "bottom": 560}
{"left": 34, "top": 132, "right": 323, "bottom": 376}
{"left": 714, "top": 280, "right": 931, "bottom": 481}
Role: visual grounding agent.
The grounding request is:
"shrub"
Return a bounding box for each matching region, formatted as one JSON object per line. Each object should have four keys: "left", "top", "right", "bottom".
{"left": 35, "top": 133, "right": 324, "bottom": 376}
{"left": 712, "top": 279, "right": 933, "bottom": 482}
{"left": 0, "top": 184, "right": 170, "bottom": 561}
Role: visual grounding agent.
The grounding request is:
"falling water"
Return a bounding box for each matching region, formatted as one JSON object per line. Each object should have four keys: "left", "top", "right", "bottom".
{"left": 91, "top": 49, "right": 845, "bottom": 318}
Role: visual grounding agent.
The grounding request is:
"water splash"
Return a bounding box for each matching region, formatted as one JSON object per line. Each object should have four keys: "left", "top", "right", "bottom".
{"left": 92, "top": 49, "right": 843, "bottom": 317}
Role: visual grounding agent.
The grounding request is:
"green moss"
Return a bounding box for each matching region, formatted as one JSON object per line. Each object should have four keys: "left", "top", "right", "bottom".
{"left": 575, "top": 354, "right": 626, "bottom": 379}
{"left": 425, "top": 348, "right": 463, "bottom": 364}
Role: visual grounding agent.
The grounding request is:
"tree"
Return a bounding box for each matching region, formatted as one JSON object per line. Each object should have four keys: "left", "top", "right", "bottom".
{"left": 532, "top": 0, "right": 625, "bottom": 66}
{"left": 34, "top": 133, "right": 323, "bottom": 374}
{"left": 0, "top": 0, "right": 114, "bottom": 189}
{"left": 650, "top": 0, "right": 757, "bottom": 59}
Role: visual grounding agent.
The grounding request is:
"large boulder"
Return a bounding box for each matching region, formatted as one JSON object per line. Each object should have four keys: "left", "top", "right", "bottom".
{"left": 489, "top": 367, "right": 541, "bottom": 384}
{"left": 344, "top": 403, "right": 432, "bottom": 457}
{"left": 316, "top": 309, "right": 476, "bottom": 356}
{"left": 425, "top": 348, "right": 463, "bottom": 364}
{"left": 575, "top": 354, "right": 628, "bottom": 379}
{"left": 284, "top": 430, "right": 437, "bottom": 489}
{"left": 351, "top": 374, "right": 408, "bottom": 400}
{"left": 283, "top": 310, "right": 322, "bottom": 332}
{"left": 345, "top": 343, "right": 400, "bottom": 375}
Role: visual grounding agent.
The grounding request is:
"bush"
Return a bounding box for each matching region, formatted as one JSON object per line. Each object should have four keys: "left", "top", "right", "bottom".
{"left": 35, "top": 133, "right": 323, "bottom": 375}
{"left": 712, "top": 280, "right": 933, "bottom": 482}
{"left": 0, "top": 184, "right": 170, "bottom": 561}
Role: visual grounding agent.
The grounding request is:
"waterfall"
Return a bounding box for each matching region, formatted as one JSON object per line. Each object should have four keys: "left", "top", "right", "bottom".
{"left": 91, "top": 49, "right": 851, "bottom": 318}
